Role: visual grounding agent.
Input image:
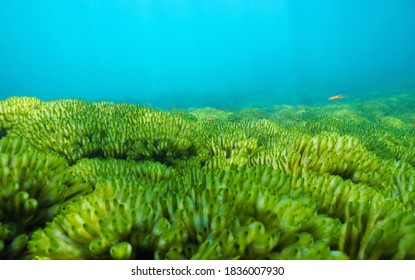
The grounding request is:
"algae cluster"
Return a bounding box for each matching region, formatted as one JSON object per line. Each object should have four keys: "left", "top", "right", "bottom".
{"left": 1, "top": 94, "right": 415, "bottom": 260}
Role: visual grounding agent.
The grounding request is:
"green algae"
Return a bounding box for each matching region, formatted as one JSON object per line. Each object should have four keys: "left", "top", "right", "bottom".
{"left": 0, "top": 93, "right": 415, "bottom": 259}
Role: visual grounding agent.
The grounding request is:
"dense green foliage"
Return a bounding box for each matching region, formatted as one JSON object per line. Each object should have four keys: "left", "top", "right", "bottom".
{"left": 0, "top": 93, "right": 414, "bottom": 259}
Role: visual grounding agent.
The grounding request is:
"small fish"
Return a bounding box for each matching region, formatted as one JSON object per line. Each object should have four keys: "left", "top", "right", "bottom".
{"left": 328, "top": 94, "right": 348, "bottom": 101}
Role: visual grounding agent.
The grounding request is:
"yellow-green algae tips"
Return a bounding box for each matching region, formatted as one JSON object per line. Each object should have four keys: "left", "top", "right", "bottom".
{"left": 0, "top": 136, "right": 89, "bottom": 259}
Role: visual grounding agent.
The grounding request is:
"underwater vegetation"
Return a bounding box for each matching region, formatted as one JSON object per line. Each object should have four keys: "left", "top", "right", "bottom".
{"left": 1, "top": 93, "right": 415, "bottom": 260}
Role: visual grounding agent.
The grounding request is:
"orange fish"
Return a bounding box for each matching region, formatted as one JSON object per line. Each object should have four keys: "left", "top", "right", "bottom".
{"left": 328, "top": 94, "right": 348, "bottom": 101}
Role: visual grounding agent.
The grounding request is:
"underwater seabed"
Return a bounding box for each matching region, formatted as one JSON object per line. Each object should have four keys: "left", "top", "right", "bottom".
{"left": 0, "top": 93, "right": 415, "bottom": 260}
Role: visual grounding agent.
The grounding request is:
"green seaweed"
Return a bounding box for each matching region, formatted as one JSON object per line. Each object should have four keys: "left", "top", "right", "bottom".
{"left": 0, "top": 93, "right": 414, "bottom": 259}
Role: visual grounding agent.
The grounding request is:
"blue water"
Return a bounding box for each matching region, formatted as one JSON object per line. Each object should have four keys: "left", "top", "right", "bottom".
{"left": 1, "top": 0, "right": 414, "bottom": 109}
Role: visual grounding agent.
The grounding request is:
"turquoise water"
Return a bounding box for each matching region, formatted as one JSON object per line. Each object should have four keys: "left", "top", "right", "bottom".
{"left": 0, "top": 0, "right": 414, "bottom": 109}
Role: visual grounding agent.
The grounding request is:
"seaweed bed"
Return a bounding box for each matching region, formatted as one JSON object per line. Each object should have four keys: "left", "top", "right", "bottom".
{"left": 1, "top": 93, "right": 415, "bottom": 260}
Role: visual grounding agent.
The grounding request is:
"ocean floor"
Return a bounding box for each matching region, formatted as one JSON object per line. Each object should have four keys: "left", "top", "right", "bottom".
{"left": 0, "top": 92, "right": 415, "bottom": 260}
